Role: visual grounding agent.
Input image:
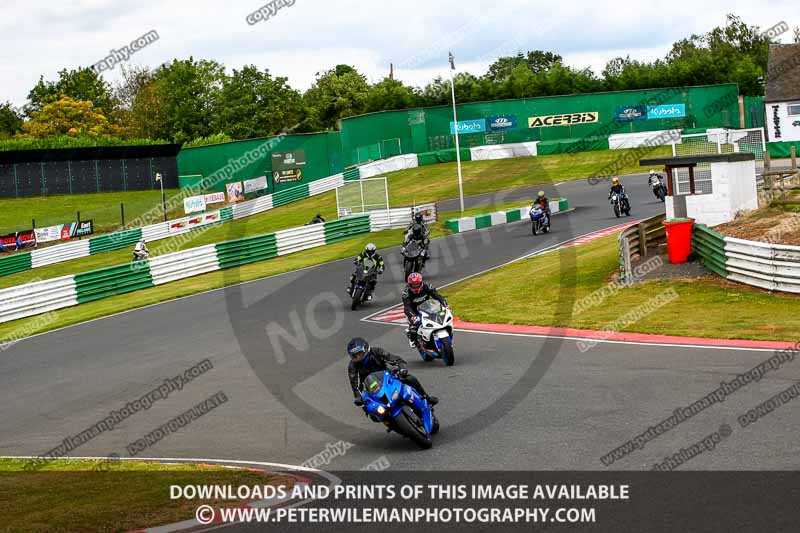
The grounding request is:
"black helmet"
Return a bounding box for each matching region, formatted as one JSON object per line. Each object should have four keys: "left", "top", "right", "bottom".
{"left": 414, "top": 212, "right": 424, "bottom": 223}
{"left": 347, "top": 337, "right": 370, "bottom": 362}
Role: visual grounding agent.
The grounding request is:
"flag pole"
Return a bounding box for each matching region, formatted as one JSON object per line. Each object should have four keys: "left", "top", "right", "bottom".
{"left": 449, "top": 51, "right": 465, "bottom": 212}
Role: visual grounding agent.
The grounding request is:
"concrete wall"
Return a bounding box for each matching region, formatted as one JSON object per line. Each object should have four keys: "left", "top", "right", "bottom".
{"left": 667, "top": 160, "right": 758, "bottom": 226}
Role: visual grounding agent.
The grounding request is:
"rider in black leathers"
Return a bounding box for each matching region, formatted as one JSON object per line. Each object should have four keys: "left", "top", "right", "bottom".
{"left": 347, "top": 338, "right": 438, "bottom": 405}
{"left": 349, "top": 243, "right": 385, "bottom": 300}
{"left": 401, "top": 273, "right": 448, "bottom": 349}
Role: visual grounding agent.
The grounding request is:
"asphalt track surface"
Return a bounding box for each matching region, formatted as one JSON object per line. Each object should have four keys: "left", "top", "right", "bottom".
{"left": 2, "top": 172, "right": 799, "bottom": 481}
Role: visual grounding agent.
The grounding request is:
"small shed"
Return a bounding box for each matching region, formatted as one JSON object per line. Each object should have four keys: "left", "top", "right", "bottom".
{"left": 640, "top": 153, "right": 758, "bottom": 227}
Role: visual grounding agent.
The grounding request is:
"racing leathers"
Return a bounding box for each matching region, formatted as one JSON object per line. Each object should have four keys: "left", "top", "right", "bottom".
{"left": 348, "top": 347, "right": 433, "bottom": 402}
{"left": 350, "top": 251, "right": 385, "bottom": 298}
{"left": 401, "top": 283, "right": 447, "bottom": 348}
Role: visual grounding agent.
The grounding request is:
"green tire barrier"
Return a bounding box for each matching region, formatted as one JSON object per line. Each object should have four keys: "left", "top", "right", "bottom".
{"left": 88, "top": 228, "right": 143, "bottom": 256}
{"left": 444, "top": 199, "right": 569, "bottom": 233}
{"left": 343, "top": 167, "right": 361, "bottom": 181}
{"left": 0, "top": 215, "right": 373, "bottom": 325}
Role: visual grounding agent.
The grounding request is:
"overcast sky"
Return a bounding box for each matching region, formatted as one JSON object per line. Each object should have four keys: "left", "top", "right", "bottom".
{"left": 1, "top": 0, "right": 796, "bottom": 108}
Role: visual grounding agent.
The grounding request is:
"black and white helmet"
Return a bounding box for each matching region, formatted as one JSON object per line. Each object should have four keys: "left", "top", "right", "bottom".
{"left": 365, "top": 243, "right": 377, "bottom": 257}
{"left": 414, "top": 212, "right": 424, "bottom": 223}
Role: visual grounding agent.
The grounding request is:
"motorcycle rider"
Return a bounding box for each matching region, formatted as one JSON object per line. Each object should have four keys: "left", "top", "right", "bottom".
{"left": 609, "top": 177, "right": 625, "bottom": 198}
{"left": 349, "top": 243, "right": 385, "bottom": 300}
{"left": 347, "top": 337, "right": 438, "bottom": 406}
{"left": 648, "top": 170, "right": 663, "bottom": 187}
{"left": 405, "top": 212, "right": 429, "bottom": 237}
{"left": 133, "top": 238, "right": 149, "bottom": 260}
{"left": 404, "top": 222, "right": 430, "bottom": 265}
{"left": 402, "top": 272, "right": 448, "bottom": 350}
{"left": 307, "top": 213, "right": 325, "bottom": 225}
{"left": 532, "top": 190, "right": 551, "bottom": 226}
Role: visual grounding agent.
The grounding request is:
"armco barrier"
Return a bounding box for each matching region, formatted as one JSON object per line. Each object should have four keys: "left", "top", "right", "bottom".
{"left": 692, "top": 225, "right": 800, "bottom": 293}
{"left": 444, "top": 199, "right": 569, "bottom": 233}
{"left": 0, "top": 215, "right": 373, "bottom": 325}
{"left": 74, "top": 262, "right": 154, "bottom": 304}
{"left": 0, "top": 252, "right": 32, "bottom": 277}
{"left": 367, "top": 203, "right": 437, "bottom": 231}
{"left": 618, "top": 214, "right": 667, "bottom": 282}
{"left": 691, "top": 225, "right": 728, "bottom": 278}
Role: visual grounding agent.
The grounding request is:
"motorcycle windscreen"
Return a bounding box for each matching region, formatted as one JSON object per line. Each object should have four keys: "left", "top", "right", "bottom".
{"left": 405, "top": 241, "right": 421, "bottom": 257}
{"left": 418, "top": 300, "right": 442, "bottom": 315}
{"left": 363, "top": 372, "right": 386, "bottom": 399}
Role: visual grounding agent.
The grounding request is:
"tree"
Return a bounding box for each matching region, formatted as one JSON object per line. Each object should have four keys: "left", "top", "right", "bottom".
{"left": 213, "top": 65, "right": 305, "bottom": 138}
{"left": 19, "top": 96, "right": 125, "bottom": 139}
{"left": 0, "top": 102, "right": 22, "bottom": 139}
{"left": 303, "top": 65, "right": 370, "bottom": 130}
{"left": 485, "top": 50, "right": 562, "bottom": 82}
{"left": 25, "top": 67, "right": 114, "bottom": 117}
{"left": 365, "top": 78, "right": 419, "bottom": 113}
{"left": 147, "top": 57, "right": 225, "bottom": 143}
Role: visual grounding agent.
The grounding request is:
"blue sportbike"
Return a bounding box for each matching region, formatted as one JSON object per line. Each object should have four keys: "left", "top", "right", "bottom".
{"left": 359, "top": 370, "right": 439, "bottom": 449}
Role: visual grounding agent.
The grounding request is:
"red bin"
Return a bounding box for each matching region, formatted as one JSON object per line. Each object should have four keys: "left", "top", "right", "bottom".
{"left": 662, "top": 218, "right": 695, "bottom": 264}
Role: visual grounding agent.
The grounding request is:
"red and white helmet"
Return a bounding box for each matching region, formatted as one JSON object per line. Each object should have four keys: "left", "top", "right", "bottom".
{"left": 407, "top": 272, "right": 423, "bottom": 294}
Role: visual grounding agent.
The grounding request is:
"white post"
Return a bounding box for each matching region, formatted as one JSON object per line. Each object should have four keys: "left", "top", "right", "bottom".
{"left": 359, "top": 179, "right": 365, "bottom": 214}
{"left": 449, "top": 53, "right": 465, "bottom": 213}
{"left": 384, "top": 177, "right": 391, "bottom": 226}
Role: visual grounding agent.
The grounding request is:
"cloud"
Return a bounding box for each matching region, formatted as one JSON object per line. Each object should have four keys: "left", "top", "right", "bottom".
{"left": 1, "top": 0, "right": 795, "bottom": 107}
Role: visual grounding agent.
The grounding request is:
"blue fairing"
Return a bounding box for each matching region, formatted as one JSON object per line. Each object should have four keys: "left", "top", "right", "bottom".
{"left": 361, "top": 371, "right": 433, "bottom": 434}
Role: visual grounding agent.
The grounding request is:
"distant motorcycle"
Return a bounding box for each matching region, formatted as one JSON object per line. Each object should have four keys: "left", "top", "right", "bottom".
{"left": 359, "top": 369, "right": 438, "bottom": 449}
{"left": 529, "top": 205, "right": 550, "bottom": 235}
{"left": 401, "top": 240, "right": 425, "bottom": 279}
{"left": 650, "top": 180, "right": 667, "bottom": 202}
{"left": 348, "top": 258, "right": 379, "bottom": 311}
{"left": 407, "top": 299, "right": 455, "bottom": 366}
{"left": 133, "top": 250, "right": 149, "bottom": 261}
{"left": 610, "top": 192, "right": 632, "bottom": 218}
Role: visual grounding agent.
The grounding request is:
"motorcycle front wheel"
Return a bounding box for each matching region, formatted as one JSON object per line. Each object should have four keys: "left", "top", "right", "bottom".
{"left": 613, "top": 204, "right": 621, "bottom": 218}
{"left": 440, "top": 336, "right": 455, "bottom": 366}
{"left": 350, "top": 287, "right": 363, "bottom": 311}
{"left": 395, "top": 406, "right": 433, "bottom": 449}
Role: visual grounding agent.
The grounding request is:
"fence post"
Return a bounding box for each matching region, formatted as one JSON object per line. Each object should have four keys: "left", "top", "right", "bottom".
{"left": 77, "top": 211, "right": 81, "bottom": 240}
{"left": 32, "top": 218, "right": 35, "bottom": 229}
{"left": 638, "top": 223, "right": 648, "bottom": 258}
{"left": 121, "top": 202, "right": 125, "bottom": 229}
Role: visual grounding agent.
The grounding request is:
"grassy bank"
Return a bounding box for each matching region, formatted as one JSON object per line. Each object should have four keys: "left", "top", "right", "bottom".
{"left": 0, "top": 189, "right": 192, "bottom": 235}
{"left": 443, "top": 234, "right": 800, "bottom": 341}
{"left": 0, "top": 458, "right": 294, "bottom": 532}
{"left": 0, "top": 146, "right": 664, "bottom": 288}
{"left": 0, "top": 229, "right": 407, "bottom": 342}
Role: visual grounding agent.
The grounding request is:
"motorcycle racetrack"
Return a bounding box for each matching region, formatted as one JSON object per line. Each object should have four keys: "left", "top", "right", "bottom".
{"left": 3, "top": 173, "right": 799, "bottom": 476}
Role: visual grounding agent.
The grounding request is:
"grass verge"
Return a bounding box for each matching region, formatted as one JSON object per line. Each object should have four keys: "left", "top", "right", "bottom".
{"left": 443, "top": 234, "right": 800, "bottom": 341}
{"left": 0, "top": 458, "right": 295, "bottom": 533}
{"left": 0, "top": 229, "right": 407, "bottom": 342}
{"left": 1, "top": 146, "right": 662, "bottom": 288}
{"left": 0, "top": 189, "right": 192, "bottom": 235}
